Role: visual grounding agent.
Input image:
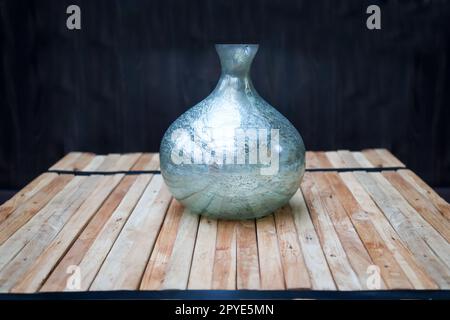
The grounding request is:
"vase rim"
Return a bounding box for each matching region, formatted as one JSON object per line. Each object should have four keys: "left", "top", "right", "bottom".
{"left": 215, "top": 44, "right": 259, "bottom": 48}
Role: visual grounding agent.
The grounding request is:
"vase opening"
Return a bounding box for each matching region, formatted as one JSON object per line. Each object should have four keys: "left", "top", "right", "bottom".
{"left": 215, "top": 44, "right": 259, "bottom": 77}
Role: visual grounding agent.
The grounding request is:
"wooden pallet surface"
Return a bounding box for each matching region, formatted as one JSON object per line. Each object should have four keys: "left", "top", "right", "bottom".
{"left": 0, "top": 149, "right": 448, "bottom": 293}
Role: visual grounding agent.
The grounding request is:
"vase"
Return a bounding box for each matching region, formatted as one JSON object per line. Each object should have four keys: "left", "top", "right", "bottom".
{"left": 160, "top": 44, "right": 305, "bottom": 219}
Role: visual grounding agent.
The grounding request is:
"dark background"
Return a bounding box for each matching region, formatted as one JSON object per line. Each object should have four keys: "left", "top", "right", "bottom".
{"left": 1, "top": 0, "right": 449, "bottom": 196}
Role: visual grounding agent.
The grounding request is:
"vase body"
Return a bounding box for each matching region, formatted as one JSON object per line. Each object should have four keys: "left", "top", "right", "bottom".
{"left": 160, "top": 44, "right": 305, "bottom": 219}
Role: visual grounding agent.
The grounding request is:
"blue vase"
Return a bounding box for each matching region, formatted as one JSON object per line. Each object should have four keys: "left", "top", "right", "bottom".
{"left": 160, "top": 44, "right": 305, "bottom": 219}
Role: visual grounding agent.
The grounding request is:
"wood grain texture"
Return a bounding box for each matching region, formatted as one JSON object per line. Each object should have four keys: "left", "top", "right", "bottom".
{"left": 212, "top": 220, "right": 237, "bottom": 290}
{"left": 236, "top": 220, "right": 261, "bottom": 289}
{"left": 291, "top": 189, "right": 336, "bottom": 290}
{"left": 1, "top": 150, "right": 448, "bottom": 293}
{"left": 188, "top": 216, "right": 217, "bottom": 289}
{"left": 340, "top": 172, "right": 438, "bottom": 289}
{"left": 256, "top": 215, "right": 285, "bottom": 290}
{"left": 354, "top": 172, "right": 450, "bottom": 288}
{"left": 90, "top": 175, "right": 171, "bottom": 290}
{"left": 274, "top": 207, "right": 311, "bottom": 289}
{"left": 40, "top": 175, "right": 140, "bottom": 292}
{"left": 302, "top": 173, "right": 361, "bottom": 290}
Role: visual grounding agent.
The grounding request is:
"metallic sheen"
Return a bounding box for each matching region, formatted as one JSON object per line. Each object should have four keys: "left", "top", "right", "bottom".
{"left": 160, "top": 44, "right": 305, "bottom": 219}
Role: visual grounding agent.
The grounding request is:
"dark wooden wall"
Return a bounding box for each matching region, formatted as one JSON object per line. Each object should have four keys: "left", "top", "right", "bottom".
{"left": 1, "top": 0, "right": 449, "bottom": 190}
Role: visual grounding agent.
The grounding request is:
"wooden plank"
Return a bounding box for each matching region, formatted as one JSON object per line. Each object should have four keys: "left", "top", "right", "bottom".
{"left": 312, "top": 172, "right": 384, "bottom": 289}
{"left": 0, "top": 177, "right": 85, "bottom": 272}
{"left": 383, "top": 171, "right": 450, "bottom": 243}
{"left": 64, "top": 174, "right": 150, "bottom": 291}
{"left": 212, "top": 220, "right": 237, "bottom": 290}
{"left": 340, "top": 172, "right": 438, "bottom": 289}
{"left": 0, "top": 153, "right": 96, "bottom": 226}
{"left": 94, "top": 154, "right": 121, "bottom": 171}
{"left": 139, "top": 199, "right": 185, "bottom": 290}
{"left": 354, "top": 172, "right": 450, "bottom": 288}
{"left": 325, "top": 151, "right": 346, "bottom": 169}
{"left": 0, "top": 176, "right": 100, "bottom": 291}
{"left": 236, "top": 220, "right": 260, "bottom": 290}
{"left": 0, "top": 173, "right": 57, "bottom": 223}
{"left": 49, "top": 152, "right": 81, "bottom": 170}
{"left": 325, "top": 172, "right": 412, "bottom": 289}
{"left": 188, "top": 217, "right": 217, "bottom": 289}
{"left": 337, "top": 150, "right": 361, "bottom": 168}
{"left": 305, "top": 151, "right": 320, "bottom": 169}
{"left": 12, "top": 174, "right": 124, "bottom": 293}
{"left": 90, "top": 175, "right": 171, "bottom": 290}
{"left": 352, "top": 152, "right": 374, "bottom": 168}
{"left": 132, "top": 153, "right": 154, "bottom": 170}
{"left": 256, "top": 214, "right": 285, "bottom": 290}
{"left": 0, "top": 174, "right": 73, "bottom": 245}
{"left": 0, "top": 156, "right": 106, "bottom": 277}
{"left": 40, "top": 175, "right": 140, "bottom": 292}
{"left": 399, "top": 169, "right": 450, "bottom": 220}
{"left": 291, "top": 189, "right": 336, "bottom": 290}
{"left": 302, "top": 173, "right": 361, "bottom": 290}
{"left": 376, "top": 149, "right": 405, "bottom": 167}
{"left": 161, "top": 210, "right": 199, "bottom": 289}
{"left": 314, "top": 151, "right": 333, "bottom": 168}
{"left": 274, "top": 206, "right": 311, "bottom": 289}
{"left": 111, "top": 153, "right": 141, "bottom": 171}
{"left": 369, "top": 173, "right": 450, "bottom": 268}
{"left": 362, "top": 149, "right": 384, "bottom": 167}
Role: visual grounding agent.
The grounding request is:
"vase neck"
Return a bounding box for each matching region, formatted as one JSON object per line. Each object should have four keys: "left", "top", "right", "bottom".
{"left": 214, "top": 44, "right": 258, "bottom": 93}
{"left": 215, "top": 44, "right": 258, "bottom": 77}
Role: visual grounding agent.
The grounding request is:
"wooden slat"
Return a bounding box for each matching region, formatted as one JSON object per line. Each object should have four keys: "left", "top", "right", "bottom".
{"left": 67, "top": 175, "right": 150, "bottom": 291}
{"left": 110, "top": 153, "right": 142, "bottom": 171}
{"left": 0, "top": 176, "right": 98, "bottom": 291}
{"left": 90, "top": 175, "right": 171, "bottom": 290}
{"left": 236, "top": 220, "right": 260, "bottom": 289}
{"left": 274, "top": 206, "right": 311, "bottom": 289}
{"left": 0, "top": 155, "right": 105, "bottom": 274}
{"left": 312, "top": 172, "right": 384, "bottom": 289}
{"left": 12, "top": 174, "right": 124, "bottom": 293}
{"left": 0, "top": 155, "right": 119, "bottom": 292}
{"left": 305, "top": 151, "right": 320, "bottom": 169}
{"left": 49, "top": 152, "right": 81, "bottom": 170}
{"left": 0, "top": 174, "right": 72, "bottom": 245}
{"left": 376, "top": 149, "right": 405, "bottom": 167}
{"left": 302, "top": 173, "right": 361, "bottom": 290}
{"left": 352, "top": 151, "right": 374, "bottom": 168}
{"left": 256, "top": 214, "right": 285, "bottom": 290}
{"left": 354, "top": 172, "right": 450, "bottom": 288}
{"left": 160, "top": 209, "right": 199, "bottom": 289}
{"left": 399, "top": 169, "right": 450, "bottom": 220}
{"left": 139, "top": 200, "right": 185, "bottom": 290}
{"left": 325, "top": 172, "right": 412, "bottom": 289}
{"left": 40, "top": 175, "right": 141, "bottom": 292}
{"left": 325, "top": 151, "right": 347, "bottom": 169}
{"left": 0, "top": 153, "right": 97, "bottom": 229}
{"left": 337, "top": 150, "right": 361, "bottom": 168}
{"left": 383, "top": 171, "right": 450, "bottom": 243}
{"left": 188, "top": 217, "right": 217, "bottom": 289}
{"left": 0, "top": 173, "right": 56, "bottom": 224}
{"left": 1, "top": 149, "right": 447, "bottom": 293}
{"left": 291, "top": 189, "right": 336, "bottom": 290}
{"left": 340, "top": 172, "right": 438, "bottom": 289}
{"left": 314, "top": 151, "right": 333, "bottom": 168}
{"left": 362, "top": 149, "right": 385, "bottom": 168}
{"left": 369, "top": 173, "right": 450, "bottom": 268}
{"left": 212, "top": 220, "right": 237, "bottom": 290}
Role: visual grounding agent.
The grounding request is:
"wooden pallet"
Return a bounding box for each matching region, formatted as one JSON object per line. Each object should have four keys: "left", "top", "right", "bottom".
{"left": 0, "top": 149, "right": 449, "bottom": 294}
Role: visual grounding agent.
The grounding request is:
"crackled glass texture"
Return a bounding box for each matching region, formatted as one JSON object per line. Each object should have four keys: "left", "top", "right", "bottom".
{"left": 160, "top": 44, "right": 305, "bottom": 219}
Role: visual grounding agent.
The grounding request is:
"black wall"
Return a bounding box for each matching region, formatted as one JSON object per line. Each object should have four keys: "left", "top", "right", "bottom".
{"left": 1, "top": 0, "right": 449, "bottom": 190}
